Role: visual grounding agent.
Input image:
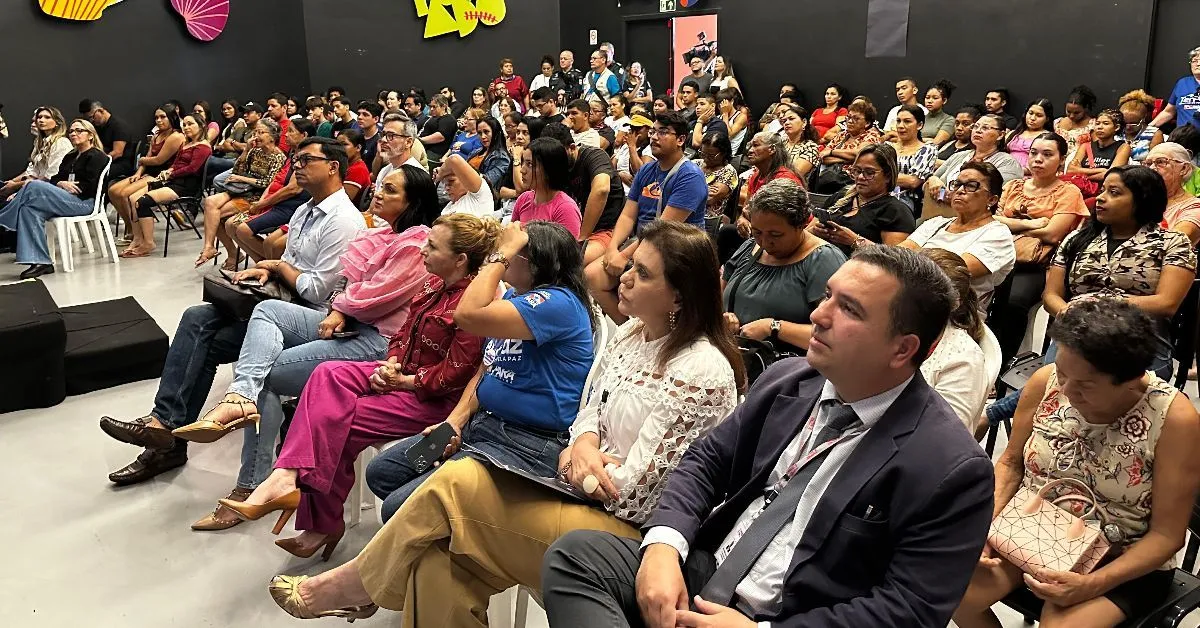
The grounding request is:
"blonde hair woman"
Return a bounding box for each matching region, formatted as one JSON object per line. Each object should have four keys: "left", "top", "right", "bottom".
{"left": 0, "top": 106, "right": 71, "bottom": 200}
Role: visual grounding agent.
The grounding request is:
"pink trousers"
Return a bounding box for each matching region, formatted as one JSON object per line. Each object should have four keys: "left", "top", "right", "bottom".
{"left": 275, "top": 360, "right": 458, "bottom": 534}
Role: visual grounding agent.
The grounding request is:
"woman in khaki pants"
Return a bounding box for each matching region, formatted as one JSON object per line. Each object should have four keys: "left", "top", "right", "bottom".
{"left": 266, "top": 221, "right": 745, "bottom": 625}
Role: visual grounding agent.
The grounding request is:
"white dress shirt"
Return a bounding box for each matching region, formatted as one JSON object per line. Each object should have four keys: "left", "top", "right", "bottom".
{"left": 281, "top": 188, "right": 366, "bottom": 304}
{"left": 642, "top": 375, "right": 913, "bottom": 620}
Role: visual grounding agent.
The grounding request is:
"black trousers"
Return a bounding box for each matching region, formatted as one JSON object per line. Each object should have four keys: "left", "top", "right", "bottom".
{"left": 989, "top": 267, "right": 1047, "bottom": 367}
{"left": 541, "top": 530, "right": 721, "bottom": 628}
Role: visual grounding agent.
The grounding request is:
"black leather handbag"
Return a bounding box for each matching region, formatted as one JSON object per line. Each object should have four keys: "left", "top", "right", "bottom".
{"left": 201, "top": 268, "right": 296, "bottom": 321}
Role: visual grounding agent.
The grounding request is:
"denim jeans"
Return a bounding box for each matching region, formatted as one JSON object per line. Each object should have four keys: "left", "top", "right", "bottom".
{"left": 366, "top": 410, "right": 570, "bottom": 522}
{"left": 150, "top": 303, "right": 247, "bottom": 430}
{"left": 206, "top": 157, "right": 236, "bottom": 186}
{"left": 986, "top": 339, "right": 1175, "bottom": 426}
{"left": 212, "top": 168, "right": 233, "bottom": 190}
{"left": 0, "top": 180, "right": 94, "bottom": 265}
{"left": 230, "top": 300, "right": 389, "bottom": 489}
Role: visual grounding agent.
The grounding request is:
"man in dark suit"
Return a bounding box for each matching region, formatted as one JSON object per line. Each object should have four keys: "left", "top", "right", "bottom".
{"left": 542, "top": 245, "right": 995, "bottom": 627}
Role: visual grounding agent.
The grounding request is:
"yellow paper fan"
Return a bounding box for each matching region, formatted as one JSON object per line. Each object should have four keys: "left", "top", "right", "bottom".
{"left": 39, "top": 0, "right": 125, "bottom": 21}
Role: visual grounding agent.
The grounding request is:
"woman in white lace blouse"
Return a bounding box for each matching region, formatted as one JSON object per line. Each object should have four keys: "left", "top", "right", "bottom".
{"left": 266, "top": 221, "right": 745, "bottom": 624}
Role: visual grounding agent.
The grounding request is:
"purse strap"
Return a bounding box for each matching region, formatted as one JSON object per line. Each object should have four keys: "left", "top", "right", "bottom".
{"left": 726, "top": 245, "right": 766, "bottom": 316}
{"left": 656, "top": 156, "right": 688, "bottom": 219}
{"left": 1035, "top": 477, "right": 1102, "bottom": 520}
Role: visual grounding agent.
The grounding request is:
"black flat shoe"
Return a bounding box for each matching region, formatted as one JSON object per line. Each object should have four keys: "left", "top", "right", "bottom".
{"left": 99, "top": 416, "right": 177, "bottom": 450}
{"left": 18, "top": 264, "right": 54, "bottom": 280}
{"left": 108, "top": 445, "right": 187, "bottom": 486}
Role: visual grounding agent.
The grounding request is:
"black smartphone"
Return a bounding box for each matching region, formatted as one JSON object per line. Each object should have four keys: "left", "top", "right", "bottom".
{"left": 331, "top": 330, "right": 360, "bottom": 339}
{"left": 811, "top": 208, "right": 835, "bottom": 227}
{"left": 405, "top": 423, "right": 458, "bottom": 473}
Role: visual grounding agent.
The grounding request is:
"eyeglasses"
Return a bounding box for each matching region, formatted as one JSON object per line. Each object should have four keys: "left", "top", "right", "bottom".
{"left": 847, "top": 166, "right": 880, "bottom": 179}
{"left": 1144, "top": 157, "right": 1186, "bottom": 169}
{"left": 845, "top": 115, "right": 865, "bottom": 123}
{"left": 292, "top": 155, "right": 333, "bottom": 168}
{"left": 67, "top": 128, "right": 89, "bottom": 135}
{"left": 971, "top": 123, "right": 1002, "bottom": 132}
{"left": 648, "top": 127, "right": 677, "bottom": 137}
{"left": 380, "top": 131, "right": 410, "bottom": 141}
{"left": 948, "top": 180, "right": 988, "bottom": 193}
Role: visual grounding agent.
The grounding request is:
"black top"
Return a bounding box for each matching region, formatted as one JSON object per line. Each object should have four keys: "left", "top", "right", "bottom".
{"left": 528, "top": 112, "right": 565, "bottom": 141}
{"left": 51, "top": 148, "right": 108, "bottom": 201}
{"left": 937, "top": 141, "right": 970, "bottom": 163}
{"left": 361, "top": 127, "right": 381, "bottom": 170}
{"left": 825, "top": 194, "right": 915, "bottom": 256}
{"left": 1001, "top": 112, "right": 1020, "bottom": 131}
{"left": 551, "top": 68, "right": 584, "bottom": 103}
{"left": 597, "top": 125, "right": 616, "bottom": 156}
{"left": 1087, "top": 139, "right": 1125, "bottom": 169}
{"left": 96, "top": 115, "right": 134, "bottom": 164}
{"left": 450, "top": 101, "right": 467, "bottom": 120}
{"left": 421, "top": 114, "right": 457, "bottom": 160}
{"left": 568, "top": 146, "right": 625, "bottom": 233}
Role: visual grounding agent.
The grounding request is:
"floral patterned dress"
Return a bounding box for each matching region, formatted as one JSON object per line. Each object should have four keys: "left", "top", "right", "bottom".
{"left": 1023, "top": 368, "right": 1176, "bottom": 566}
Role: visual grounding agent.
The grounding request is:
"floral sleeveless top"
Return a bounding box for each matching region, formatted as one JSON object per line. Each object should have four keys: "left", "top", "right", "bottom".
{"left": 1023, "top": 368, "right": 1175, "bottom": 563}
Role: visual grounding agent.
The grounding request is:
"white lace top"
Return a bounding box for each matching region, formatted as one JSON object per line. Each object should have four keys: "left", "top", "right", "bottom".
{"left": 920, "top": 324, "right": 988, "bottom": 431}
{"left": 570, "top": 318, "right": 738, "bottom": 524}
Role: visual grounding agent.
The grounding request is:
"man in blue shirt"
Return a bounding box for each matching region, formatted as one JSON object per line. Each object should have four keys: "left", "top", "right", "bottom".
{"left": 585, "top": 111, "right": 709, "bottom": 322}
{"left": 1153, "top": 46, "right": 1200, "bottom": 130}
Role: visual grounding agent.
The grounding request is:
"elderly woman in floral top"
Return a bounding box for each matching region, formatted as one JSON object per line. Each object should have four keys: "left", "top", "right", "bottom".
{"left": 955, "top": 299, "right": 1200, "bottom": 628}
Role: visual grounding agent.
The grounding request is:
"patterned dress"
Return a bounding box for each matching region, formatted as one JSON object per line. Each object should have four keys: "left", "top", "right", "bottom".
{"left": 1023, "top": 368, "right": 1176, "bottom": 566}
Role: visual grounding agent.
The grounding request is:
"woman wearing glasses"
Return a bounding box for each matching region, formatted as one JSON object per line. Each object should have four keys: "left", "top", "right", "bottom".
{"left": 925, "top": 113, "right": 1023, "bottom": 215}
{"left": 818, "top": 99, "right": 883, "bottom": 176}
{"left": 0, "top": 119, "right": 108, "bottom": 279}
{"left": 899, "top": 161, "right": 1016, "bottom": 310}
{"left": 1145, "top": 143, "right": 1200, "bottom": 247}
{"left": 809, "top": 143, "right": 914, "bottom": 257}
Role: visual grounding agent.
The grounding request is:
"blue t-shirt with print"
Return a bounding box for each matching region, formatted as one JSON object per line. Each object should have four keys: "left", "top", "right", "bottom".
{"left": 628, "top": 158, "right": 708, "bottom": 230}
{"left": 476, "top": 287, "right": 594, "bottom": 431}
{"left": 1169, "top": 76, "right": 1200, "bottom": 129}
{"left": 451, "top": 132, "right": 484, "bottom": 159}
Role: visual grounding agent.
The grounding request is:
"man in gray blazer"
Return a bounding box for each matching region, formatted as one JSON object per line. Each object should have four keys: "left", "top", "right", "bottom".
{"left": 542, "top": 245, "right": 994, "bottom": 627}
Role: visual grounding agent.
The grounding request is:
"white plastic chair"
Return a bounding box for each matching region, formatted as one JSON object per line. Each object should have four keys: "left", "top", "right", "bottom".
{"left": 48, "top": 157, "right": 116, "bottom": 272}
{"left": 1017, "top": 305, "right": 1051, "bottom": 357}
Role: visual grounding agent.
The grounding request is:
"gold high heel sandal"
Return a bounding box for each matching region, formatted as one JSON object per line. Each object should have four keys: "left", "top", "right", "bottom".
{"left": 218, "top": 489, "right": 301, "bottom": 535}
{"left": 172, "top": 398, "right": 261, "bottom": 444}
{"left": 269, "top": 575, "right": 379, "bottom": 622}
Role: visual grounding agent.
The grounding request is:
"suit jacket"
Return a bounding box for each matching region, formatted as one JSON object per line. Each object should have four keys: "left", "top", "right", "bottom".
{"left": 646, "top": 358, "right": 994, "bottom": 627}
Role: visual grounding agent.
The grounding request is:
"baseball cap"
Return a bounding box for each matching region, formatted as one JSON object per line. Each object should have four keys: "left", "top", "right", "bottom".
{"left": 629, "top": 114, "right": 653, "bottom": 128}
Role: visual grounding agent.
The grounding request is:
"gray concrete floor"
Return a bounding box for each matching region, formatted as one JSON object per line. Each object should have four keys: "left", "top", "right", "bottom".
{"left": 0, "top": 225, "right": 1195, "bottom": 627}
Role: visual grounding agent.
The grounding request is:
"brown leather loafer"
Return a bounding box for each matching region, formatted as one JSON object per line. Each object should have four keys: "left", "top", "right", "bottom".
{"left": 100, "top": 416, "right": 177, "bottom": 451}
{"left": 108, "top": 446, "right": 188, "bottom": 486}
{"left": 192, "top": 487, "right": 252, "bottom": 531}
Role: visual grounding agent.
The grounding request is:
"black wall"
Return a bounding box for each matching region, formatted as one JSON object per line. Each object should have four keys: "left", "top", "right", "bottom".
{"left": 563, "top": 0, "right": 1160, "bottom": 123}
{"left": 0, "top": 0, "right": 309, "bottom": 176}
{"left": 303, "top": 0, "right": 560, "bottom": 108}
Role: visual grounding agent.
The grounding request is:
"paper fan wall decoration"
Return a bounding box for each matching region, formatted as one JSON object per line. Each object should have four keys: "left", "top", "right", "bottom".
{"left": 39, "top": 0, "right": 126, "bottom": 21}
{"left": 171, "top": 0, "right": 230, "bottom": 42}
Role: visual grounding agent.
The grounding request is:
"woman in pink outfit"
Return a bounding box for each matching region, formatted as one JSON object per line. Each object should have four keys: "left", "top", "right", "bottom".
{"left": 218, "top": 212, "right": 502, "bottom": 559}
{"left": 510, "top": 137, "right": 582, "bottom": 238}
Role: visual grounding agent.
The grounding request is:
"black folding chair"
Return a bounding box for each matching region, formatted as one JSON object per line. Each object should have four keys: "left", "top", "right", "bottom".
{"left": 152, "top": 160, "right": 208, "bottom": 257}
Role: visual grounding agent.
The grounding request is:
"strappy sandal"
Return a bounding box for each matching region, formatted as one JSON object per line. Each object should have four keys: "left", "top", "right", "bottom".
{"left": 171, "top": 398, "right": 261, "bottom": 444}
{"left": 269, "top": 575, "right": 379, "bottom": 622}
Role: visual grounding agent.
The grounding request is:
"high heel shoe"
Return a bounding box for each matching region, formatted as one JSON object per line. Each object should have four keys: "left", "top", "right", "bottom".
{"left": 269, "top": 575, "right": 379, "bottom": 622}
{"left": 172, "top": 398, "right": 260, "bottom": 444}
{"left": 275, "top": 528, "right": 345, "bottom": 561}
{"left": 218, "top": 488, "right": 301, "bottom": 535}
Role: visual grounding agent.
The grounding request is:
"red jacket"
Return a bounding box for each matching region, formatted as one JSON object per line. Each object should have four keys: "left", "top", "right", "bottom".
{"left": 386, "top": 275, "right": 484, "bottom": 402}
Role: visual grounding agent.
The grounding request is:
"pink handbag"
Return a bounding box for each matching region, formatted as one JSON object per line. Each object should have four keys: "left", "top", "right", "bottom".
{"left": 987, "top": 478, "right": 1112, "bottom": 574}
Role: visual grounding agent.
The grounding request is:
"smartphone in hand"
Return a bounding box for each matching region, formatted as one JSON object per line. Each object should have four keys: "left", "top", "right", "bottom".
{"left": 405, "top": 423, "right": 458, "bottom": 473}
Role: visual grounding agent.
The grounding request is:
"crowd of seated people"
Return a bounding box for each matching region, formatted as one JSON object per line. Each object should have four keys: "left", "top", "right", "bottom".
{"left": 2, "top": 40, "right": 1196, "bottom": 628}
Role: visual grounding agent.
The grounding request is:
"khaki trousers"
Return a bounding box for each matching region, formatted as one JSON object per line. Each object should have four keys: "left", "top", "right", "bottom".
{"left": 358, "top": 458, "right": 641, "bottom": 627}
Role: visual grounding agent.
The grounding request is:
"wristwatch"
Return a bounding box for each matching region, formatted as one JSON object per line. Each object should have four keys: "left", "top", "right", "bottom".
{"left": 485, "top": 252, "right": 510, "bottom": 270}
{"left": 770, "top": 319, "right": 782, "bottom": 341}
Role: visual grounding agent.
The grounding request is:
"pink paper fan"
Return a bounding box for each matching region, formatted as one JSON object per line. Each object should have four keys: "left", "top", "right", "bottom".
{"left": 171, "top": 0, "right": 229, "bottom": 42}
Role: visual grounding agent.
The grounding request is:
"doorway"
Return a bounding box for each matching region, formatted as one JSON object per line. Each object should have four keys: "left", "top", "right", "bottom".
{"left": 624, "top": 18, "right": 672, "bottom": 98}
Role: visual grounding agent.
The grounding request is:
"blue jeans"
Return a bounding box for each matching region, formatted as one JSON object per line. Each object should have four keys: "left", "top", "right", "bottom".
{"left": 206, "top": 157, "right": 236, "bottom": 185}
{"left": 150, "top": 303, "right": 247, "bottom": 430}
{"left": 365, "top": 410, "right": 569, "bottom": 522}
{"left": 230, "top": 300, "right": 389, "bottom": 489}
{"left": 987, "top": 340, "right": 1175, "bottom": 425}
{"left": 0, "top": 180, "right": 93, "bottom": 265}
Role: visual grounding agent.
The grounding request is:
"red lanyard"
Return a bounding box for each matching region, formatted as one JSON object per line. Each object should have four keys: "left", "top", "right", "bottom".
{"left": 764, "top": 412, "right": 860, "bottom": 505}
